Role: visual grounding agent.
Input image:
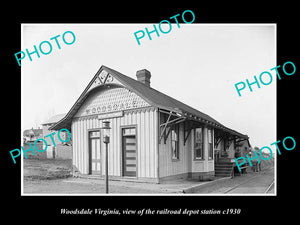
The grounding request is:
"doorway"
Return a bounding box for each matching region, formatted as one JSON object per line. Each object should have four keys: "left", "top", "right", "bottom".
{"left": 89, "top": 130, "right": 101, "bottom": 174}
{"left": 122, "top": 127, "right": 137, "bottom": 177}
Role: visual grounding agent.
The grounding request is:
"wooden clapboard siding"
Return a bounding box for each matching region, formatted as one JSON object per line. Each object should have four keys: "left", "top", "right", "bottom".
{"left": 159, "top": 123, "right": 217, "bottom": 178}
{"left": 71, "top": 108, "right": 158, "bottom": 178}
{"left": 208, "top": 160, "right": 214, "bottom": 171}
{"left": 159, "top": 123, "right": 190, "bottom": 178}
{"left": 136, "top": 112, "right": 141, "bottom": 176}
{"left": 145, "top": 110, "right": 150, "bottom": 177}
{"left": 72, "top": 119, "right": 78, "bottom": 171}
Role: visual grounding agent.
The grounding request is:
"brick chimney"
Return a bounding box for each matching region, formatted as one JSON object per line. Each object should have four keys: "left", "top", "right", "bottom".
{"left": 136, "top": 69, "right": 151, "bottom": 87}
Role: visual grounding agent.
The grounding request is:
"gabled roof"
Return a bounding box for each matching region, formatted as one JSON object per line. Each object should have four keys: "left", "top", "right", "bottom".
{"left": 50, "top": 65, "right": 248, "bottom": 139}
{"left": 41, "top": 113, "right": 66, "bottom": 125}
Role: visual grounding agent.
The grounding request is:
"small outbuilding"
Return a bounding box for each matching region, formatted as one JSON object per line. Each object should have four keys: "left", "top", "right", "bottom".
{"left": 51, "top": 65, "right": 249, "bottom": 182}
{"left": 23, "top": 128, "right": 43, "bottom": 143}
{"left": 23, "top": 128, "right": 45, "bottom": 159}
{"left": 42, "top": 113, "right": 72, "bottom": 159}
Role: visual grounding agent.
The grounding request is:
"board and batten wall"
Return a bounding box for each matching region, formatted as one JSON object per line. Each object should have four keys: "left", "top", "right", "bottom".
{"left": 158, "top": 122, "right": 191, "bottom": 179}
{"left": 71, "top": 108, "right": 159, "bottom": 180}
{"left": 158, "top": 123, "right": 215, "bottom": 180}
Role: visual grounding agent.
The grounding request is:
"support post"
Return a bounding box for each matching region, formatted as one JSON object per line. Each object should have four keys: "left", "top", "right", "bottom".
{"left": 105, "top": 142, "right": 108, "bottom": 194}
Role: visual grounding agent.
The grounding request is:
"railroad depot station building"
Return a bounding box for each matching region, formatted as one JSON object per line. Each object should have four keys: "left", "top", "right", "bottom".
{"left": 51, "top": 65, "right": 251, "bottom": 183}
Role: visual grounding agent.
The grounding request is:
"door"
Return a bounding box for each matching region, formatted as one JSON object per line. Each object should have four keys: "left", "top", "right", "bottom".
{"left": 89, "top": 130, "right": 101, "bottom": 174}
{"left": 122, "top": 127, "right": 137, "bottom": 177}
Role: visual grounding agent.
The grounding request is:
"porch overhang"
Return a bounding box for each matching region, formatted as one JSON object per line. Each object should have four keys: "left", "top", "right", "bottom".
{"left": 158, "top": 108, "right": 249, "bottom": 145}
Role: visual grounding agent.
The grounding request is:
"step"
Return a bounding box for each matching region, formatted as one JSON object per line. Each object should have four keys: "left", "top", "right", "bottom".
{"left": 214, "top": 161, "right": 234, "bottom": 177}
{"left": 215, "top": 166, "right": 233, "bottom": 170}
{"left": 215, "top": 162, "right": 233, "bottom": 166}
{"left": 215, "top": 173, "right": 232, "bottom": 177}
{"left": 215, "top": 171, "right": 232, "bottom": 175}
{"left": 215, "top": 169, "right": 232, "bottom": 173}
{"left": 215, "top": 170, "right": 232, "bottom": 173}
{"left": 215, "top": 165, "right": 232, "bottom": 168}
{"left": 215, "top": 174, "right": 232, "bottom": 177}
{"left": 217, "top": 158, "right": 233, "bottom": 163}
{"left": 215, "top": 165, "right": 233, "bottom": 168}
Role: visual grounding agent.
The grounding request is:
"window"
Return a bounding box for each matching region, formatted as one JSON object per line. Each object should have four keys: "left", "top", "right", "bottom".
{"left": 171, "top": 125, "right": 179, "bottom": 160}
{"left": 208, "top": 128, "right": 213, "bottom": 159}
{"left": 123, "top": 127, "right": 136, "bottom": 136}
{"left": 89, "top": 131, "right": 100, "bottom": 138}
{"left": 194, "top": 128, "right": 204, "bottom": 160}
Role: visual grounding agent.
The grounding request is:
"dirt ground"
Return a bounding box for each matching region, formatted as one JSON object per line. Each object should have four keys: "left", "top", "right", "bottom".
{"left": 22, "top": 158, "right": 275, "bottom": 195}
{"left": 23, "top": 159, "right": 202, "bottom": 194}
{"left": 23, "top": 158, "right": 72, "bottom": 180}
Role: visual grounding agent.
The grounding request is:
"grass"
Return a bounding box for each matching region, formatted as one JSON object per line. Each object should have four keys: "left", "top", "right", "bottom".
{"left": 23, "top": 158, "right": 72, "bottom": 180}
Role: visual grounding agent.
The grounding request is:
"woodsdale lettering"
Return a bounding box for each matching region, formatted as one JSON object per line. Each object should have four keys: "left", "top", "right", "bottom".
{"left": 60, "top": 208, "right": 93, "bottom": 215}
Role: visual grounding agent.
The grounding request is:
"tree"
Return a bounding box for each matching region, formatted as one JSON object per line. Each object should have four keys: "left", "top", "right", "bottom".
{"left": 254, "top": 146, "right": 260, "bottom": 152}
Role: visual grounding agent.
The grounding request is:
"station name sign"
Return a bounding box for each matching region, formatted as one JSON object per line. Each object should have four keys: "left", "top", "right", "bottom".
{"left": 85, "top": 100, "right": 142, "bottom": 116}
{"left": 98, "top": 111, "right": 124, "bottom": 120}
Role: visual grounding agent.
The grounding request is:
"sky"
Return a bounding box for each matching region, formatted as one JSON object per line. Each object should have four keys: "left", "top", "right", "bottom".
{"left": 21, "top": 24, "right": 276, "bottom": 150}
